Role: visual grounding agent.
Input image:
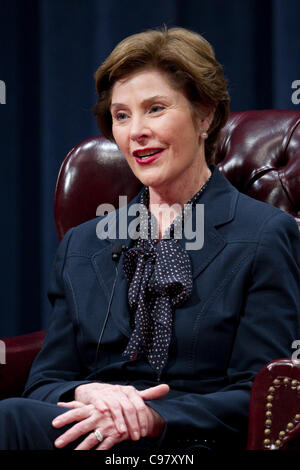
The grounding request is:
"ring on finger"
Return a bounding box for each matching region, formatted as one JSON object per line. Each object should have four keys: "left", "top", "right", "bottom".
{"left": 94, "top": 429, "right": 104, "bottom": 443}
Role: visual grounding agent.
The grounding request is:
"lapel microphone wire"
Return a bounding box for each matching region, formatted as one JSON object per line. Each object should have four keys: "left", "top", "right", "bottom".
{"left": 94, "top": 243, "right": 126, "bottom": 366}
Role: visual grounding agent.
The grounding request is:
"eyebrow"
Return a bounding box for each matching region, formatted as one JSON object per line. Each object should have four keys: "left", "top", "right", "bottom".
{"left": 110, "top": 95, "right": 169, "bottom": 110}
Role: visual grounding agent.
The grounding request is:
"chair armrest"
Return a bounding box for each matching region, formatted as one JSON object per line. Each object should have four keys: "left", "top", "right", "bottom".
{"left": 0, "top": 330, "right": 45, "bottom": 400}
{"left": 247, "top": 359, "right": 300, "bottom": 450}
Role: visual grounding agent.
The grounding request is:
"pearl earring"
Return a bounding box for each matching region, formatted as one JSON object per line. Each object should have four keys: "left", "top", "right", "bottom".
{"left": 201, "top": 131, "right": 208, "bottom": 138}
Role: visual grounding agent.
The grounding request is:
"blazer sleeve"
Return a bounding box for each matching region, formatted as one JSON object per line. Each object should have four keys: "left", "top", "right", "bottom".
{"left": 146, "top": 211, "right": 300, "bottom": 447}
{"left": 22, "top": 228, "right": 93, "bottom": 403}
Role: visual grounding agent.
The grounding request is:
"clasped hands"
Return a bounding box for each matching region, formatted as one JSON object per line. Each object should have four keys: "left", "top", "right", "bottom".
{"left": 52, "top": 382, "right": 169, "bottom": 450}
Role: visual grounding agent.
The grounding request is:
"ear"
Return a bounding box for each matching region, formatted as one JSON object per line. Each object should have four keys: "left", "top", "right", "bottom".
{"left": 195, "top": 105, "right": 216, "bottom": 133}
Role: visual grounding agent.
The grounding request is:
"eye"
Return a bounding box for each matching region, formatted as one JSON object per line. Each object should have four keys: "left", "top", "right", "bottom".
{"left": 149, "top": 104, "right": 165, "bottom": 114}
{"left": 113, "top": 111, "right": 129, "bottom": 122}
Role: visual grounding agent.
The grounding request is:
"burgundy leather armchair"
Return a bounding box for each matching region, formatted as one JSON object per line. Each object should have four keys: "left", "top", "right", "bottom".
{"left": 1, "top": 109, "right": 299, "bottom": 450}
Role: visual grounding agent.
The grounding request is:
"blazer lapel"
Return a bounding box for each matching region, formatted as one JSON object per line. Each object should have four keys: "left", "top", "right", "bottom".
{"left": 178, "top": 167, "right": 239, "bottom": 279}
{"left": 92, "top": 190, "right": 144, "bottom": 339}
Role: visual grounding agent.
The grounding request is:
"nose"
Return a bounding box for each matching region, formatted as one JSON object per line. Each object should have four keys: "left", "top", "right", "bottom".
{"left": 129, "top": 115, "right": 151, "bottom": 142}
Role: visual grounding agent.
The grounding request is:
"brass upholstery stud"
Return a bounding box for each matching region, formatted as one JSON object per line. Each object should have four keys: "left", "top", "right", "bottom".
{"left": 262, "top": 376, "right": 299, "bottom": 449}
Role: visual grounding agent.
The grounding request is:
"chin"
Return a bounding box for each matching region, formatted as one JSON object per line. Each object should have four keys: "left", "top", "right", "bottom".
{"left": 130, "top": 167, "right": 165, "bottom": 189}
{"left": 136, "top": 174, "right": 167, "bottom": 190}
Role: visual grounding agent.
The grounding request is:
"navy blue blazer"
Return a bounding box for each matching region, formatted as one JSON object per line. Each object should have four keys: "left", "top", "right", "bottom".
{"left": 24, "top": 167, "right": 300, "bottom": 447}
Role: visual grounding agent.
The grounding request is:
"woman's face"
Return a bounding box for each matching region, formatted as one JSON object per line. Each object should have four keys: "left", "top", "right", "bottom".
{"left": 110, "top": 68, "right": 211, "bottom": 192}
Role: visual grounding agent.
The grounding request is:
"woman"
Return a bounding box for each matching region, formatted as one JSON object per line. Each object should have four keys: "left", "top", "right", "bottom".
{"left": 0, "top": 27, "right": 299, "bottom": 451}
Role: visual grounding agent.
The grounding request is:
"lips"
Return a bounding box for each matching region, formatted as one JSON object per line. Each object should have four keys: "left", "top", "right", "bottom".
{"left": 132, "top": 147, "right": 164, "bottom": 164}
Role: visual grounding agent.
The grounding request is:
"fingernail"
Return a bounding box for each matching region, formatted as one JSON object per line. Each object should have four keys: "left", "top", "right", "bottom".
{"left": 119, "top": 424, "right": 126, "bottom": 433}
{"left": 133, "top": 431, "right": 140, "bottom": 440}
{"left": 55, "top": 438, "right": 63, "bottom": 447}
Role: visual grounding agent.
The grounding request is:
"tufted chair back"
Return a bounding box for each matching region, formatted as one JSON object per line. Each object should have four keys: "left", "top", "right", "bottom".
{"left": 216, "top": 110, "right": 300, "bottom": 228}
{"left": 54, "top": 109, "right": 300, "bottom": 240}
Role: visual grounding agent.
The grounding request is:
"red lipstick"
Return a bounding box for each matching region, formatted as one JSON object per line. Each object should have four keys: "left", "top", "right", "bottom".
{"left": 132, "top": 147, "right": 164, "bottom": 165}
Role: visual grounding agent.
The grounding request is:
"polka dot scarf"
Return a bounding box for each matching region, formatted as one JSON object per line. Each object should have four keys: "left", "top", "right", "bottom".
{"left": 122, "top": 178, "right": 211, "bottom": 379}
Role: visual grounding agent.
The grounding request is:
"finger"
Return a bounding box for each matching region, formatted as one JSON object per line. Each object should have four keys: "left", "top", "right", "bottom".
{"left": 86, "top": 396, "right": 110, "bottom": 414}
{"left": 57, "top": 401, "right": 85, "bottom": 409}
{"left": 52, "top": 404, "right": 94, "bottom": 429}
{"left": 107, "top": 389, "right": 141, "bottom": 441}
{"left": 54, "top": 413, "right": 97, "bottom": 448}
{"left": 139, "top": 384, "right": 170, "bottom": 401}
{"left": 74, "top": 431, "right": 100, "bottom": 450}
{"left": 122, "top": 386, "right": 149, "bottom": 437}
{"left": 93, "top": 394, "right": 127, "bottom": 436}
{"left": 96, "top": 433, "right": 127, "bottom": 451}
{"left": 75, "top": 414, "right": 124, "bottom": 450}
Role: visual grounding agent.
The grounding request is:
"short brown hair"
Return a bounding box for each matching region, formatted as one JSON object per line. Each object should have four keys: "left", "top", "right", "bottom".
{"left": 93, "top": 27, "right": 230, "bottom": 165}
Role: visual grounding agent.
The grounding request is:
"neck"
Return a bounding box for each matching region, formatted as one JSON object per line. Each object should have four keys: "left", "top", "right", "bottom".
{"left": 149, "top": 164, "right": 211, "bottom": 209}
{"left": 148, "top": 163, "right": 211, "bottom": 239}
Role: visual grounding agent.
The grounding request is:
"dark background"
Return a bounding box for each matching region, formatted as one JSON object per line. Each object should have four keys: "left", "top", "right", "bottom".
{"left": 0, "top": 0, "right": 299, "bottom": 337}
